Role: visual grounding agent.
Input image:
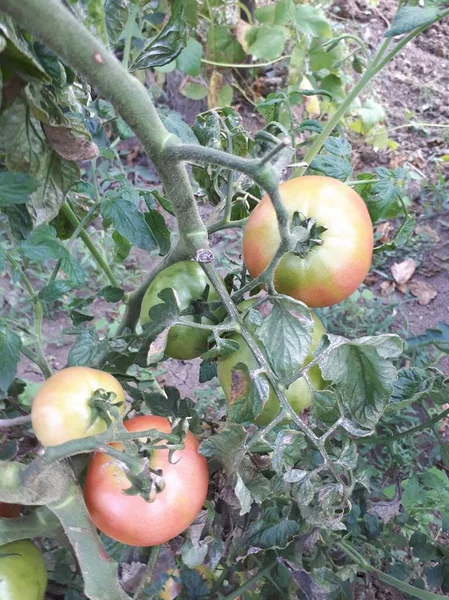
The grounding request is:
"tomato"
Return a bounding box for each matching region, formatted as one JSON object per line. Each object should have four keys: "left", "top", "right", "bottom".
{"left": 159, "top": 566, "right": 214, "bottom": 600}
{"left": 0, "top": 503, "right": 20, "bottom": 518}
{"left": 218, "top": 313, "right": 326, "bottom": 425}
{"left": 0, "top": 540, "right": 47, "bottom": 600}
{"left": 31, "top": 366, "right": 125, "bottom": 447}
{"left": 140, "top": 261, "right": 218, "bottom": 360}
{"left": 242, "top": 176, "right": 373, "bottom": 308}
{"left": 84, "top": 415, "right": 209, "bottom": 547}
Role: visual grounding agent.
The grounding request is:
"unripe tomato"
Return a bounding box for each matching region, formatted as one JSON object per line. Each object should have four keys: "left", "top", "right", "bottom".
{"left": 84, "top": 415, "right": 209, "bottom": 547}
{"left": 31, "top": 366, "right": 125, "bottom": 446}
{"left": 140, "top": 261, "right": 218, "bottom": 360}
{"left": 0, "top": 503, "right": 20, "bottom": 518}
{"left": 243, "top": 176, "right": 373, "bottom": 307}
{"left": 0, "top": 540, "right": 47, "bottom": 600}
{"left": 218, "top": 313, "right": 326, "bottom": 425}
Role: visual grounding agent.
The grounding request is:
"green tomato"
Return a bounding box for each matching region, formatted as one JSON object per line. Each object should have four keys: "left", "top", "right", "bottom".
{"left": 0, "top": 540, "right": 47, "bottom": 600}
{"left": 218, "top": 312, "right": 326, "bottom": 425}
{"left": 140, "top": 261, "right": 219, "bottom": 360}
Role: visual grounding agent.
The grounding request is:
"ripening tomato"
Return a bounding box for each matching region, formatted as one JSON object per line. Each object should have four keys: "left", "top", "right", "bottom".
{"left": 0, "top": 540, "right": 47, "bottom": 600}
{"left": 218, "top": 313, "right": 326, "bottom": 425}
{"left": 242, "top": 176, "right": 373, "bottom": 308}
{"left": 84, "top": 415, "right": 209, "bottom": 547}
{"left": 31, "top": 366, "right": 125, "bottom": 447}
{"left": 0, "top": 503, "right": 20, "bottom": 519}
{"left": 140, "top": 261, "right": 218, "bottom": 360}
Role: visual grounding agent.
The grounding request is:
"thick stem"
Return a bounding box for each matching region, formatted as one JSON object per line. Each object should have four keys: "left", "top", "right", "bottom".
{"left": 48, "top": 477, "right": 130, "bottom": 600}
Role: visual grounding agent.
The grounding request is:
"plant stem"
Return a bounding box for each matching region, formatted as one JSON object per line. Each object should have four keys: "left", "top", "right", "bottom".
{"left": 0, "top": 415, "right": 32, "bottom": 429}
{"left": 359, "top": 407, "right": 449, "bottom": 445}
{"left": 220, "top": 560, "right": 278, "bottom": 599}
{"left": 201, "top": 55, "right": 291, "bottom": 69}
{"left": 336, "top": 541, "right": 445, "bottom": 600}
{"left": 61, "top": 201, "right": 120, "bottom": 288}
{"left": 207, "top": 217, "right": 248, "bottom": 235}
{"left": 0, "top": 506, "right": 61, "bottom": 544}
{"left": 133, "top": 545, "right": 161, "bottom": 599}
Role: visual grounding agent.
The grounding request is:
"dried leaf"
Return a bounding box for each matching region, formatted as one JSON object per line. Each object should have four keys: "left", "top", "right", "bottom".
{"left": 236, "top": 19, "right": 251, "bottom": 52}
{"left": 415, "top": 224, "right": 439, "bottom": 244}
{"left": 367, "top": 479, "right": 402, "bottom": 524}
{"left": 396, "top": 283, "right": 408, "bottom": 294}
{"left": 409, "top": 280, "right": 438, "bottom": 305}
{"left": 391, "top": 259, "right": 416, "bottom": 284}
{"left": 43, "top": 124, "right": 99, "bottom": 161}
{"left": 439, "top": 403, "right": 449, "bottom": 434}
{"left": 380, "top": 281, "right": 396, "bottom": 296}
{"left": 376, "top": 221, "right": 394, "bottom": 243}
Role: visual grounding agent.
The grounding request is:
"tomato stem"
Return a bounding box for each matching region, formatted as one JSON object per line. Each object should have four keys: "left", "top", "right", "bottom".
{"left": 133, "top": 545, "right": 161, "bottom": 599}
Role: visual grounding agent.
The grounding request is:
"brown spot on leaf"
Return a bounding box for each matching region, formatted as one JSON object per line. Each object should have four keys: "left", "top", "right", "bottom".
{"left": 229, "top": 369, "right": 248, "bottom": 404}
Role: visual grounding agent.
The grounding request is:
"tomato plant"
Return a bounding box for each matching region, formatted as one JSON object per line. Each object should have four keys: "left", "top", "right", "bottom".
{"left": 218, "top": 312, "right": 326, "bottom": 425}
{"left": 140, "top": 261, "right": 219, "bottom": 360}
{"left": 31, "top": 367, "right": 125, "bottom": 446}
{"left": 84, "top": 415, "right": 209, "bottom": 546}
{"left": 0, "top": 540, "right": 47, "bottom": 600}
{"left": 243, "top": 176, "right": 374, "bottom": 307}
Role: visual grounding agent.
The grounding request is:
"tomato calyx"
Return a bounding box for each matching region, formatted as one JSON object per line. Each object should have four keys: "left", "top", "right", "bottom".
{"left": 290, "top": 211, "right": 327, "bottom": 258}
{"left": 122, "top": 461, "right": 166, "bottom": 503}
{"left": 88, "top": 388, "right": 122, "bottom": 429}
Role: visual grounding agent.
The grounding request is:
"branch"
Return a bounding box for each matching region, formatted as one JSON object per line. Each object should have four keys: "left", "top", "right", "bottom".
{"left": 0, "top": 415, "right": 31, "bottom": 429}
{"left": 0, "top": 506, "right": 61, "bottom": 544}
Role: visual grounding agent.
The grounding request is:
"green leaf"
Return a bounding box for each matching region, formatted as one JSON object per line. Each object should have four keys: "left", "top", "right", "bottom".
{"left": 323, "top": 137, "right": 352, "bottom": 157}
{"left": 19, "top": 224, "right": 69, "bottom": 261}
{"left": 200, "top": 423, "right": 248, "bottom": 474}
{"left": 354, "top": 99, "right": 385, "bottom": 133}
{"left": 386, "top": 6, "right": 441, "bottom": 37}
{"left": 227, "top": 362, "right": 270, "bottom": 424}
{"left": 206, "top": 26, "right": 245, "bottom": 63}
{"left": 105, "top": 0, "right": 129, "bottom": 44}
{"left": 38, "top": 280, "right": 73, "bottom": 303}
{"left": 157, "top": 108, "right": 200, "bottom": 145}
{"left": 181, "top": 81, "right": 208, "bottom": 100}
{"left": 289, "top": 470, "right": 316, "bottom": 506}
{"left": 0, "top": 172, "right": 39, "bottom": 207}
{"left": 309, "top": 155, "right": 352, "bottom": 181}
{"left": 257, "top": 298, "right": 313, "bottom": 381}
{"left": 288, "top": 39, "right": 307, "bottom": 85}
{"left": 131, "top": 0, "right": 185, "bottom": 70}
{"left": 177, "top": 38, "right": 203, "bottom": 76}
{"left": 311, "top": 390, "right": 340, "bottom": 425}
{"left": 319, "top": 334, "right": 403, "bottom": 429}
{"left": 275, "top": 0, "right": 295, "bottom": 25}
{"left": 294, "top": 5, "right": 331, "bottom": 37}
{"left": 68, "top": 329, "right": 107, "bottom": 367}
{"left": 407, "top": 323, "right": 449, "bottom": 353}
{"left": 246, "top": 25, "right": 289, "bottom": 61}
{"left": 101, "top": 197, "right": 156, "bottom": 251}
{"left": 298, "top": 119, "right": 323, "bottom": 134}
{"left": 250, "top": 518, "right": 300, "bottom": 549}
{"left": 1, "top": 204, "right": 33, "bottom": 242}
{"left": 0, "top": 329, "right": 22, "bottom": 394}
{"left": 99, "top": 286, "right": 125, "bottom": 303}
{"left": 61, "top": 256, "right": 85, "bottom": 286}
{"left": 144, "top": 210, "right": 171, "bottom": 256}
{"left": 272, "top": 429, "right": 308, "bottom": 472}
{"left": 112, "top": 230, "right": 131, "bottom": 263}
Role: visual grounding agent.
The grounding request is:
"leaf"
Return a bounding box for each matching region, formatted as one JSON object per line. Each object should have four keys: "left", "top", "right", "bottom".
{"left": 353, "top": 99, "right": 385, "bottom": 133}
{"left": 105, "top": 0, "right": 129, "bottom": 44}
{"left": 227, "top": 363, "right": 270, "bottom": 424}
{"left": 61, "top": 256, "right": 86, "bottom": 286}
{"left": 407, "top": 323, "right": 449, "bottom": 353}
{"left": 144, "top": 210, "right": 170, "bottom": 256}
{"left": 101, "top": 197, "right": 156, "bottom": 251}
{"left": 199, "top": 424, "right": 248, "bottom": 475}
{"left": 19, "top": 224, "right": 69, "bottom": 261}
{"left": 235, "top": 473, "right": 252, "bottom": 515}
{"left": 0, "top": 172, "right": 39, "bottom": 206}
{"left": 246, "top": 24, "right": 289, "bottom": 61}
{"left": 309, "top": 155, "right": 352, "bottom": 181}
{"left": 99, "top": 286, "right": 125, "bottom": 303}
{"left": 279, "top": 562, "right": 330, "bottom": 600}
{"left": 288, "top": 39, "right": 307, "bottom": 85}
{"left": 391, "top": 259, "right": 416, "bottom": 284}
{"left": 206, "top": 26, "right": 245, "bottom": 64}
{"left": 409, "top": 280, "right": 438, "bottom": 305}
{"left": 177, "top": 38, "right": 203, "bottom": 76}
{"left": 386, "top": 6, "right": 441, "bottom": 37}
{"left": 294, "top": 5, "right": 331, "bottom": 37}
{"left": 67, "top": 329, "right": 107, "bottom": 367}
{"left": 311, "top": 390, "right": 341, "bottom": 425}
{"left": 43, "top": 124, "right": 98, "bottom": 162}
{"left": 272, "top": 429, "right": 308, "bottom": 472}
{"left": 180, "top": 81, "right": 208, "bottom": 101}
{"left": 157, "top": 108, "right": 199, "bottom": 146}
{"left": 0, "top": 15, "right": 49, "bottom": 82}
{"left": 250, "top": 518, "right": 300, "bottom": 549}
{"left": 38, "top": 280, "right": 73, "bottom": 303}
{"left": 319, "top": 334, "right": 403, "bottom": 428}
{"left": 131, "top": 0, "right": 185, "bottom": 70}
{"left": 0, "top": 329, "right": 22, "bottom": 394}
{"left": 323, "top": 137, "right": 352, "bottom": 157}
{"left": 367, "top": 480, "right": 402, "bottom": 524}
{"left": 257, "top": 298, "right": 313, "bottom": 381}
{"left": 290, "top": 471, "right": 316, "bottom": 506}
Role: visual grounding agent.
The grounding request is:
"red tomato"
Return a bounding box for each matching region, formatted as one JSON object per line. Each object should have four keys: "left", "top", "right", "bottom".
{"left": 242, "top": 176, "right": 373, "bottom": 307}
{"left": 84, "top": 415, "right": 209, "bottom": 547}
{"left": 0, "top": 503, "right": 20, "bottom": 518}
{"left": 31, "top": 366, "right": 125, "bottom": 446}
